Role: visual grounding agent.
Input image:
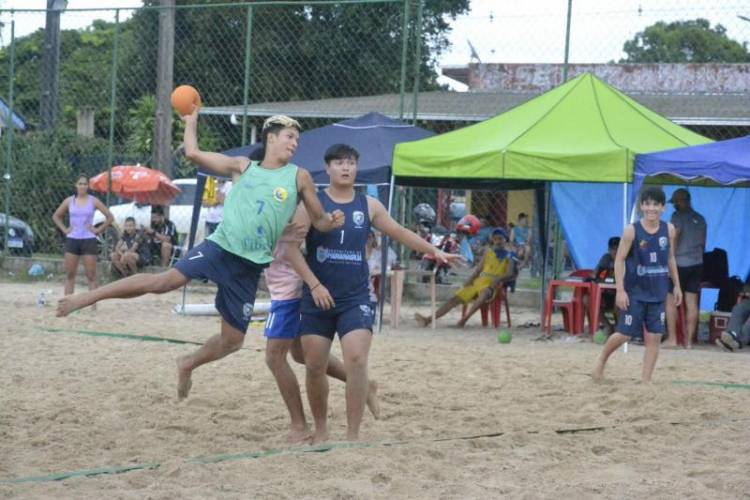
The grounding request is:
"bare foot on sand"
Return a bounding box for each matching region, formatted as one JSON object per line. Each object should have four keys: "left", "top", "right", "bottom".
{"left": 591, "top": 365, "right": 604, "bottom": 382}
{"left": 176, "top": 356, "right": 193, "bottom": 400}
{"left": 367, "top": 380, "right": 381, "bottom": 419}
{"left": 414, "top": 313, "right": 430, "bottom": 327}
{"left": 56, "top": 295, "right": 89, "bottom": 317}
{"left": 286, "top": 426, "right": 312, "bottom": 444}
{"left": 311, "top": 428, "right": 330, "bottom": 445}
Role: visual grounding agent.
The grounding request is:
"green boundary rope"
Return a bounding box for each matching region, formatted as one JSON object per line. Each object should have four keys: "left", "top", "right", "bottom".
{"left": 5, "top": 417, "right": 750, "bottom": 485}
{"left": 672, "top": 380, "right": 750, "bottom": 390}
{"left": 41, "top": 327, "right": 203, "bottom": 345}
{"left": 3, "top": 463, "right": 160, "bottom": 484}
{"left": 37, "top": 327, "right": 263, "bottom": 351}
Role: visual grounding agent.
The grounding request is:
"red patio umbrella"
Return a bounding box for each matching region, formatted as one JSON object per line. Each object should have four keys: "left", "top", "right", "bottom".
{"left": 90, "top": 165, "right": 181, "bottom": 205}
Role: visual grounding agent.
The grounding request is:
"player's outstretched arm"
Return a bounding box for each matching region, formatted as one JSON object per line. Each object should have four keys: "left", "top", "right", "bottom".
{"left": 283, "top": 204, "right": 335, "bottom": 310}
{"left": 296, "top": 168, "right": 344, "bottom": 232}
{"left": 182, "top": 106, "right": 246, "bottom": 179}
{"left": 368, "top": 197, "right": 463, "bottom": 267}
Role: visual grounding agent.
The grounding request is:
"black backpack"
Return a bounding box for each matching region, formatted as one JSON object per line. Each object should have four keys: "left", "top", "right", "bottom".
{"left": 717, "top": 276, "right": 744, "bottom": 312}
{"left": 701, "top": 248, "right": 728, "bottom": 288}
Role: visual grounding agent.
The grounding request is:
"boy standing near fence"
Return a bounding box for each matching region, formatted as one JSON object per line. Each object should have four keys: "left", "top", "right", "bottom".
{"left": 592, "top": 187, "right": 682, "bottom": 384}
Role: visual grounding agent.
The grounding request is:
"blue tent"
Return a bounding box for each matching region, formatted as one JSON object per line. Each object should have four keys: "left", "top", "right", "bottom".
{"left": 222, "top": 112, "right": 434, "bottom": 185}
{"left": 632, "top": 136, "right": 750, "bottom": 200}
{"left": 553, "top": 182, "right": 750, "bottom": 311}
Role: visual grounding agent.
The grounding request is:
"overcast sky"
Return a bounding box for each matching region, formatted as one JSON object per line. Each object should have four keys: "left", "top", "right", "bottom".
{"left": 1, "top": 0, "right": 748, "bottom": 66}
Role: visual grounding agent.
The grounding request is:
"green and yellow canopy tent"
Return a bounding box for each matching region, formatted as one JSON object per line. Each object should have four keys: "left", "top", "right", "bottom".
{"left": 388, "top": 73, "right": 710, "bottom": 318}
{"left": 393, "top": 72, "right": 708, "bottom": 186}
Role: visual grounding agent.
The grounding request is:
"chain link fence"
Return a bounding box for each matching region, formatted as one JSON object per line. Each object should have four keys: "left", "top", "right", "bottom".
{"left": 0, "top": 1, "right": 747, "bottom": 291}
{"left": 0, "top": 0, "right": 419, "bottom": 263}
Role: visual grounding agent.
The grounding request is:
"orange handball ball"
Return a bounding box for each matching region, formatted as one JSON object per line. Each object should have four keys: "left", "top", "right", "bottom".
{"left": 170, "top": 85, "right": 202, "bottom": 116}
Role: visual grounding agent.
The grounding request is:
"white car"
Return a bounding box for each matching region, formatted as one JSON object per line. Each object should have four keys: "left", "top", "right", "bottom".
{"left": 93, "top": 178, "right": 207, "bottom": 247}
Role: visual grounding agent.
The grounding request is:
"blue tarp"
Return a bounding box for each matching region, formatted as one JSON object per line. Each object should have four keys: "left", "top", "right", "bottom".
{"left": 222, "top": 112, "right": 434, "bottom": 185}
{"left": 553, "top": 182, "right": 750, "bottom": 310}
{"left": 632, "top": 136, "right": 750, "bottom": 203}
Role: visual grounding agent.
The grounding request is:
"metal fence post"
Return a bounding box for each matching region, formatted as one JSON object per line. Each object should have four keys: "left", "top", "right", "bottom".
{"left": 410, "top": 0, "right": 423, "bottom": 125}
{"left": 2, "top": 19, "right": 16, "bottom": 258}
{"left": 562, "top": 0, "right": 573, "bottom": 81}
{"left": 398, "top": 0, "right": 410, "bottom": 120}
{"left": 105, "top": 9, "right": 121, "bottom": 211}
{"left": 241, "top": 5, "right": 254, "bottom": 147}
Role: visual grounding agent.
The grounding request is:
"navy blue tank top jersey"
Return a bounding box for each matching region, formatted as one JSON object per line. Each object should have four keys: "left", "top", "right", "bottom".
{"left": 624, "top": 221, "right": 670, "bottom": 303}
{"left": 301, "top": 191, "right": 371, "bottom": 312}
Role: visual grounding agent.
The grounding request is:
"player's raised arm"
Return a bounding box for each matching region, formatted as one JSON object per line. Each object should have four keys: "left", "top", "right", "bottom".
{"left": 182, "top": 106, "right": 247, "bottom": 180}
{"left": 368, "top": 197, "right": 463, "bottom": 267}
{"left": 296, "top": 168, "right": 344, "bottom": 232}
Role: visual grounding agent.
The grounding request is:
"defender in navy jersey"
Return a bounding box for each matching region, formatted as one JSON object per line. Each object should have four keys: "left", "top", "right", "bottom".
{"left": 285, "top": 144, "right": 463, "bottom": 444}
{"left": 592, "top": 187, "right": 682, "bottom": 384}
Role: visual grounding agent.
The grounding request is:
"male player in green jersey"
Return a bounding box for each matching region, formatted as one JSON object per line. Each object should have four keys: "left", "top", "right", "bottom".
{"left": 57, "top": 112, "right": 343, "bottom": 400}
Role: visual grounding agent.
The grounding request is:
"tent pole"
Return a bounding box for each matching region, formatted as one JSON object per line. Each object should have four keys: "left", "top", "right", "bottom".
{"left": 540, "top": 182, "right": 551, "bottom": 330}
{"left": 378, "top": 174, "right": 397, "bottom": 333}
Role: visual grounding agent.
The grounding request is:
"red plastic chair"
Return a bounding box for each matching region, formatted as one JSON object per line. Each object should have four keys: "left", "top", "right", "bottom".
{"left": 462, "top": 286, "right": 511, "bottom": 328}
{"left": 543, "top": 270, "right": 593, "bottom": 335}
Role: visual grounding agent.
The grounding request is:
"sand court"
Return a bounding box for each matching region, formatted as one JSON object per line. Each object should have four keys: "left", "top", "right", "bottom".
{"left": 2, "top": 282, "right": 749, "bottom": 498}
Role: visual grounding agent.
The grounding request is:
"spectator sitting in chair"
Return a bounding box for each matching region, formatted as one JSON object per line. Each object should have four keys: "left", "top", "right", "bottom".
{"left": 145, "top": 205, "right": 178, "bottom": 267}
{"left": 111, "top": 217, "right": 146, "bottom": 277}
{"left": 415, "top": 228, "right": 518, "bottom": 328}
{"left": 717, "top": 286, "right": 750, "bottom": 352}
{"left": 594, "top": 236, "right": 621, "bottom": 334}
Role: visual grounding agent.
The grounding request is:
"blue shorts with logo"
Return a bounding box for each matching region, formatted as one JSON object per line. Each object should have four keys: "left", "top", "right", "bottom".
{"left": 300, "top": 301, "right": 376, "bottom": 340}
{"left": 174, "top": 240, "right": 264, "bottom": 334}
{"left": 264, "top": 299, "right": 301, "bottom": 339}
{"left": 616, "top": 299, "right": 665, "bottom": 338}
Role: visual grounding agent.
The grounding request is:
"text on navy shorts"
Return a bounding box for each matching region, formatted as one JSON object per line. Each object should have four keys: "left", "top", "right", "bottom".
{"left": 174, "top": 240, "right": 264, "bottom": 333}
{"left": 264, "top": 299, "right": 301, "bottom": 339}
{"left": 616, "top": 300, "right": 665, "bottom": 338}
{"left": 300, "top": 302, "right": 376, "bottom": 340}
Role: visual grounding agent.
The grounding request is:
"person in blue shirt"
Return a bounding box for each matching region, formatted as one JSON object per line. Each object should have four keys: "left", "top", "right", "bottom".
{"left": 510, "top": 212, "right": 531, "bottom": 269}
{"left": 592, "top": 187, "right": 682, "bottom": 384}
{"left": 284, "top": 144, "right": 462, "bottom": 444}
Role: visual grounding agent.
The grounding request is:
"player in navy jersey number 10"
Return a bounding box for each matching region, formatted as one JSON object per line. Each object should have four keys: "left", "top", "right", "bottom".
{"left": 592, "top": 186, "right": 682, "bottom": 384}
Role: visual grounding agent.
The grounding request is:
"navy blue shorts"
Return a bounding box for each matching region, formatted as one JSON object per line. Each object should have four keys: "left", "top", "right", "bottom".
{"left": 174, "top": 240, "right": 264, "bottom": 333}
{"left": 616, "top": 299, "right": 665, "bottom": 338}
{"left": 264, "top": 299, "right": 301, "bottom": 340}
{"left": 64, "top": 237, "right": 98, "bottom": 256}
{"left": 300, "top": 302, "right": 375, "bottom": 340}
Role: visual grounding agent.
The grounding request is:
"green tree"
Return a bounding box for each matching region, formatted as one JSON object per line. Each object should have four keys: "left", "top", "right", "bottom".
{"left": 123, "top": 0, "right": 469, "bottom": 134}
{"left": 621, "top": 19, "right": 750, "bottom": 63}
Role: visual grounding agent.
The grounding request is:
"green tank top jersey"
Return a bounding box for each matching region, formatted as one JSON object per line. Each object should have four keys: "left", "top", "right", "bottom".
{"left": 208, "top": 162, "right": 298, "bottom": 264}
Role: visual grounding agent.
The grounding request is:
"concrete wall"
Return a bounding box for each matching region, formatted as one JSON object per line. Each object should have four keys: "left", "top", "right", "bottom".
{"left": 466, "top": 63, "right": 750, "bottom": 93}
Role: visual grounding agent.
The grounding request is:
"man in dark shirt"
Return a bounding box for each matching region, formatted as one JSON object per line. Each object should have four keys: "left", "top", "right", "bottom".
{"left": 146, "top": 205, "right": 178, "bottom": 266}
{"left": 665, "top": 188, "right": 707, "bottom": 348}
{"left": 594, "top": 236, "right": 620, "bottom": 333}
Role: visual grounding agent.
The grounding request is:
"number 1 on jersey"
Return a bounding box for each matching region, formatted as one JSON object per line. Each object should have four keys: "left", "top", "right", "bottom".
{"left": 340, "top": 230, "right": 344, "bottom": 245}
